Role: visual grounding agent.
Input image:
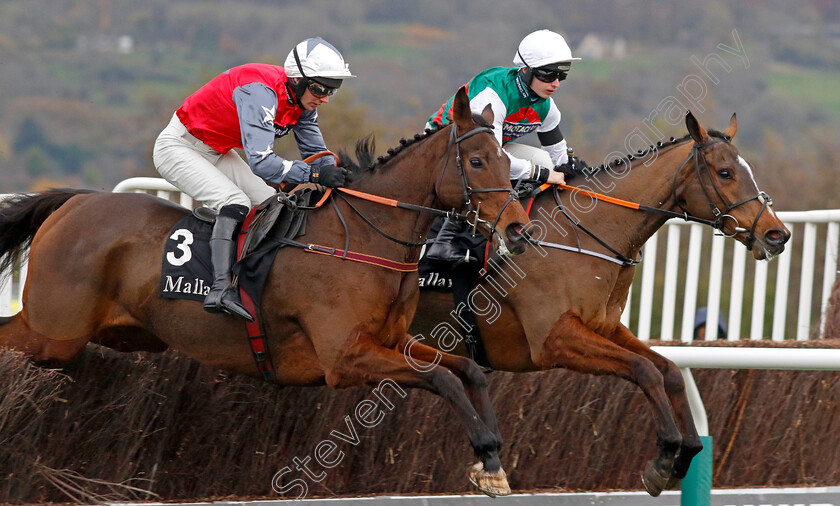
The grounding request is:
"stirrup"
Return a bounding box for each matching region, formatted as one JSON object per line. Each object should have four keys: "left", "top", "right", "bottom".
{"left": 204, "top": 289, "right": 254, "bottom": 321}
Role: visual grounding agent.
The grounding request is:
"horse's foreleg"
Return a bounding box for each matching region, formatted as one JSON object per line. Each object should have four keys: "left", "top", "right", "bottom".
{"left": 606, "top": 323, "right": 702, "bottom": 488}
{"left": 326, "top": 338, "right": 510, "bottom": 497}
{"left": 533, "top": 311, "right": 682, "bottom": 497}
{"left": 398, "top": 334, "right": 501, "bottom": 442}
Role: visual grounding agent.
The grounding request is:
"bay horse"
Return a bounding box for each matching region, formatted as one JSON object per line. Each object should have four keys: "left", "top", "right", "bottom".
{"left": 412, "top": 111, "right": 790, "bottom": 496}
{"left": 0, "top": 88, "right": 530, "bottom": 497}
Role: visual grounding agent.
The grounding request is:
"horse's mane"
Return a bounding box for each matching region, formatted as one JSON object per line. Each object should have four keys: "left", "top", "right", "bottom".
{"left": 573, "top": 129, "right": 731, "bottom": 180}
{"left": 337, "top": 122, "right": 446, "bottom": 177}
{"left": 337, "top": 113, "right": 493, "bottom": 178}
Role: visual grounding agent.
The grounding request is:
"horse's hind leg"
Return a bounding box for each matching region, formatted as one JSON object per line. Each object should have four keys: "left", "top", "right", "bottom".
{"left": 0, "top": 315, "right": 89, "bottom": 363}
{"left": 534, "top": 311, "right": 682, "bottom": 497}
{"left": 606, "top": 323, "right": 702, "bottom": 489}
{"left": 325, "top": 336, "right": 510, "bottom": 497}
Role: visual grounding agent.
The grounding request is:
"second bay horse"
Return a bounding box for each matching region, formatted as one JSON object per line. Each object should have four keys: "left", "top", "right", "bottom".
{"left": 412, "top": 111, "right": 791, "bottom": 496}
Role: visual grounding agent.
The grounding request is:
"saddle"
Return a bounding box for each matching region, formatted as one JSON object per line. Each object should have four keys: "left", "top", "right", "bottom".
{"left": 237, "top": 187, "right": 315, "bottom": 259}
{"left": 232, "top": 187, "right": 317, "bottom": 305}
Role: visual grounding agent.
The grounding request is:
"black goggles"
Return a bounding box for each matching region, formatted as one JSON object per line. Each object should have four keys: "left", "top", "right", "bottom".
{"left": 306, "top": 79, "right": 338, "bottom": 98}
{"left": 532, "top": 67, "right": 568, "bottom": 83}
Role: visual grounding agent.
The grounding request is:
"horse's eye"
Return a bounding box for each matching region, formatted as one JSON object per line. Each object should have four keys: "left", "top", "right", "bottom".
{"left": 469, "top": 157, "right": 484, "bottom": 169}
{"left": 717, "top": 168, "right": 732, "bottom": 179}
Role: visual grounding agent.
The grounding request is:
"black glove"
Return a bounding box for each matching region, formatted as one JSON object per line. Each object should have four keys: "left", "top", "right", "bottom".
{"left": 555, "top": 156, "right": 589, "bottom": 176}
{"left": 310, "top": 164, "right": 349, "bottom": 188}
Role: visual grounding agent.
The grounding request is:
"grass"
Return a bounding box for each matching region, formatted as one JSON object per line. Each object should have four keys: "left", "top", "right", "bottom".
{"left": 767, "top": 64, "right": 840, "bottom": 122}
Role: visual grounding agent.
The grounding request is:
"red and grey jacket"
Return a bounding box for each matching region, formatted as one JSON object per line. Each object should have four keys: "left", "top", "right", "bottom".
{"left": 176, "top": 63, "right": 330, "bottom": 184}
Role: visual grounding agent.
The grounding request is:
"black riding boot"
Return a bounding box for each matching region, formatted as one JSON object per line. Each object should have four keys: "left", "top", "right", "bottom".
{"left": 203, "top": 204, "right": 254, "bottom": 321}
{"left": 426, "top": 218, "right": 464, "bottom": 262}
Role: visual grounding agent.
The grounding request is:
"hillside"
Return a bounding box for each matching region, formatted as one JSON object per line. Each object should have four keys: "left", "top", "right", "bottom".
{"left": 1, "top": 0, "right": 839, "bottom": 210}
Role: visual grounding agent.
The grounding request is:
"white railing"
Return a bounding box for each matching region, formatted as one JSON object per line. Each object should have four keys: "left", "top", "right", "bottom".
{"left": 621, "top": 210, "right": 840, "bottom": 342}
{"left": 112, "top": 177, "right": 197, "bottom": 208}
{"left": 2, "top": 180, "right": 840, "bottom": 345}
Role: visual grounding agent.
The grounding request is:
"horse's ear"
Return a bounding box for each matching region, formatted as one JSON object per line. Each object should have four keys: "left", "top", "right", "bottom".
{"left": 723, "top": 112, "right": 738, "bottom": 139}
{"left": 685, "top": 110, "right": 708, "bottom": 144}
{"left": 480, "top": 103, "right": 494, "bottom": 125}
{"left": 451, "top": 86, "right": 472, "bottom": 125}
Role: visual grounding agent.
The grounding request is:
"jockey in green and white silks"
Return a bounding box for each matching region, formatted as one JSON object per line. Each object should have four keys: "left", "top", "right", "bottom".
{"left": 425, "top": 29, "right": 588, "bottom": 263}
{"left": 428, "top": 29, "right": 582, "bottom": 185}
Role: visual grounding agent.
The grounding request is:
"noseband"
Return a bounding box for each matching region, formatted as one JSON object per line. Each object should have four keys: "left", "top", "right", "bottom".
{"left": 672, "top": 138, "right": 773, "bottom": 250}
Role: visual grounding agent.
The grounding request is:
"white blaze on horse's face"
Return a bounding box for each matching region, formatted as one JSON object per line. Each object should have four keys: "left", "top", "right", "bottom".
{"left": 738, "top": 153, "right": 782, "bottom": 221}
{"left": 736, "top": 154, "right": 760, "bottom": 191}
{"left": 497, "top": 146, "right": 503, "bottom": 158}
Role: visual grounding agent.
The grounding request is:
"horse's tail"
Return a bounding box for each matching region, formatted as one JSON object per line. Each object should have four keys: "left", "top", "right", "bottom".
{"left": 0, "top": 189, "right": 96, "bottom": 273}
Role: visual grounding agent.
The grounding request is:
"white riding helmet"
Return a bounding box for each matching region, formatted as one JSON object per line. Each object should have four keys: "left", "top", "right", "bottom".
{"left": 284, "top": 37, "right": 354, "bottom": 88}
{"left": 513, "top": 29, "right": 581, "bottom": 69}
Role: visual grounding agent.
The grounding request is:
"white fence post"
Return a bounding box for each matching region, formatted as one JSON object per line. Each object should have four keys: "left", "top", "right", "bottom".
{"left": 618, "top": 209, "right": 840, "bottom": 343}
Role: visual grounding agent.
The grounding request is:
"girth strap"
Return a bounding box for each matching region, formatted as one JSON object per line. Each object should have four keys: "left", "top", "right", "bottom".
{"left": 236, "top": 206, "right": 276, "bottom": 382}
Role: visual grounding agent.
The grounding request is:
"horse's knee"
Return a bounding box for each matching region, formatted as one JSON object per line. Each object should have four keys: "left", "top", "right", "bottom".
{"left": 629, "top": 355, "right": 664, "bottom": 388}
{"left": 449, "top": 356, "right": 488, "bottom": 390}
{"left": 323, "top": 365, "right": 356, "bottom": 389}
{"left": 426, "top": 365, "right": 466, "bottom": 394}
{"left": 660, "top": 361, "right": 687, "bottom": 395}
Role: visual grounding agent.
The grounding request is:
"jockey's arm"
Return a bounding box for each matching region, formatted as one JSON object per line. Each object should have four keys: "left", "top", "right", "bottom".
{"left": 537, "top": 101, "right": 569, "bottom": 167}
{"left": 469, "top": 89, "right": 538, "bottom": 181}
{"left": 291, "top": 109, "right": 336, "bottom": 167}
{"left": 232, "top": 83, "right": 310, "bottom": 185}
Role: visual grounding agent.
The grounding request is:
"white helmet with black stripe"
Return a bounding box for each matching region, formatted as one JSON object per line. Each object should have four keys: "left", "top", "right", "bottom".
{"left": 284, "top": 37, "right": 354, "bottom": 89}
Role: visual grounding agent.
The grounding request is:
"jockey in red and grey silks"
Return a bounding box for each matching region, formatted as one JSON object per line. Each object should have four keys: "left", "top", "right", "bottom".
{"left": 176, "top": 63, "right": 330, "bottom": 188}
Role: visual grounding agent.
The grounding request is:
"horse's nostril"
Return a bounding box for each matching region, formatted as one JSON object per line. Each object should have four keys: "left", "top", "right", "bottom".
{"left": 505, "top": 222, "right": 526, "bottom": 243}
{"left": 765, "top": 229, "right": 790, "bottom": 245}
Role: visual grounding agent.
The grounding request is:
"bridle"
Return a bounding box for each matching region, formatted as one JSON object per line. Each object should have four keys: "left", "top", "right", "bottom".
{"left": 443, "top": 122, "right": 521, "bottom": 254}
{"left": 672, "top": 137, "right": 773, "bottom": 250}
{"left": 521, "top": 135, "right": 776, "bottom": 265}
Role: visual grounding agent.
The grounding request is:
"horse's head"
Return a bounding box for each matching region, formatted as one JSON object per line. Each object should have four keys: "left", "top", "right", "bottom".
{"left": 675, "top": 111, "right": 790, "bottom": 259}
{"left": 436, "top": 87, "right": 530, "bottom": 255}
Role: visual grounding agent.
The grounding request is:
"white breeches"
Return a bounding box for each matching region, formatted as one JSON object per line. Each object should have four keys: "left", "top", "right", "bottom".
{"left": 153, "top": 113, "right": 275, "bottom": 211}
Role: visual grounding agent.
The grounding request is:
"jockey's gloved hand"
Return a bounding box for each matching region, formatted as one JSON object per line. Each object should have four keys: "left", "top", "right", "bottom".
{"left": 555, "top": 156, "right": 590, "bottom": 176}
{"left": 310, "top": 164, "right": 349, "bottom": 188}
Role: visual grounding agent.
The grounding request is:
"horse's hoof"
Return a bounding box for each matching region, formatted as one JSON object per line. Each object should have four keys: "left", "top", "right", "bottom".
{"left": 665, "top": 476, "right": 683, "bottom": 490}
{"left": 641, "top": 460, "right": 669, "bottom": 497}
{"left": 468, "top": 461, "right": 511, "bottom": 497}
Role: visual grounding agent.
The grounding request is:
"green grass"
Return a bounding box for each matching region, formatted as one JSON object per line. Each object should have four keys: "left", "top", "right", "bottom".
{"left": 768, "top": 66, "right": 840, "bottom": 122}
{"left": 574, "top": 60, "right": 616, "bottom": 80}
{"left": 572, "top": 55, "right": 661, "bottom": 81}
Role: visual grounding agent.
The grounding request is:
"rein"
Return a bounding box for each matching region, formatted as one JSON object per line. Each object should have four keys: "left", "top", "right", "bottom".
{"left": 285, "top": 123, "right": 517, "bottom": 271}
{"left": 527, "top": 137, "right": 774, "bottom": 265}
{"left": 311, "top": 123, "right": 518, "bottom": 254}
